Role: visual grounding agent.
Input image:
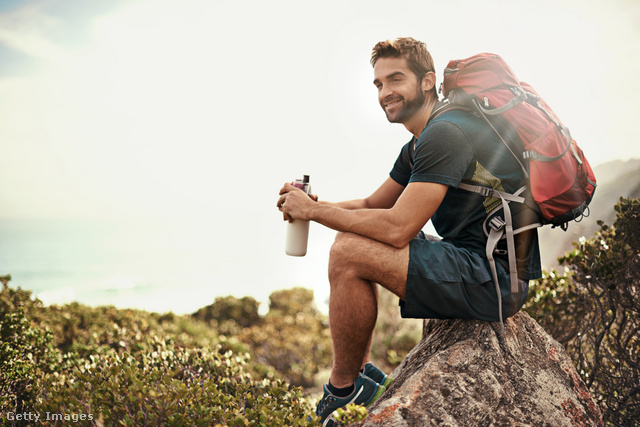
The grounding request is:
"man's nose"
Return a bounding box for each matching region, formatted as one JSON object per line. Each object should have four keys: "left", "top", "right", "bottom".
{"left": 379, "top": 85, "right": 393, "bottom": 101}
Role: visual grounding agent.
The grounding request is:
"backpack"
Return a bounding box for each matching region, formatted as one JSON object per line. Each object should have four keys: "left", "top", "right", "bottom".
{"left": 425, "top": 53, "right": 597, "bottom": 332}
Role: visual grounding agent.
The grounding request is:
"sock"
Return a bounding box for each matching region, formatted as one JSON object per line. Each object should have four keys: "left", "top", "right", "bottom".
{"left": 327, "top": 380, "right": 355, "bottom": 397}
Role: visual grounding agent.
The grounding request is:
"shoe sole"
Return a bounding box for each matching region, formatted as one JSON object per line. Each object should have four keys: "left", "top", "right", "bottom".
{"left": 367, "top": 383, "right": 386, "bottom": 407}
{"left": 382, "top": 376, "right": 394, "bottom": 389}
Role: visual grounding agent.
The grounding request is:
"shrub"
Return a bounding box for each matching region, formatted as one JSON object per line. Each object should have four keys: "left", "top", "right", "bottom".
{"left": 192, "top": 295, "right": 262, "bottom": 330}
{"left": 36, "top": 302, "right": 249, "bottom": 358}
{"left": 239, "top": 288, "right": 332, "bottom": 388}
{"left": 0, "top": 277, "right": 60, "bottom": 419}
{"left": 370, "top": 289, "right": 422, "bottom": 373}
{"left": 333, "top": 403, "right": 368, "bottom": 426}
{"left": 525, "top": 197, "right": 640, "bottom": 426}
{"left": 34, "top": 342, "right": 318, "bottom": 426}
{"left": 0, "top": 281, "right": 320, "bottom": 426}
{"left": 267, "top": 288, "right": 316, "bottom": 317}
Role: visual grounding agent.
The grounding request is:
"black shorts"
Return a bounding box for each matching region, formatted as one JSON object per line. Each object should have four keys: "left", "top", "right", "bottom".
{"left": 400, "top": 234, "right": 528, "bottom": 322}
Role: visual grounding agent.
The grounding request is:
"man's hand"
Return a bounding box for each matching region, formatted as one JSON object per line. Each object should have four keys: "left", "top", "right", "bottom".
{"left": 277, "top": 183, "right": 317, "bottom": 222}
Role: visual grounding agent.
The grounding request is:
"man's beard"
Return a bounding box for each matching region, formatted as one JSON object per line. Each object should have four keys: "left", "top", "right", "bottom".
{"left": 384, "top": 87, "right": 426, "bottom": 124}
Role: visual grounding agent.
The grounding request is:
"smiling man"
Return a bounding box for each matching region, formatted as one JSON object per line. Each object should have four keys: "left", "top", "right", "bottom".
{"left": 277, "top": 37, "right": 541, "bottom": 426}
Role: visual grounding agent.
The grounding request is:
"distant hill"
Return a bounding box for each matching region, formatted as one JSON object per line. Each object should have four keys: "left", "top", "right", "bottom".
{"left": 538, "top": 158, "right": 640, "bottom": 269}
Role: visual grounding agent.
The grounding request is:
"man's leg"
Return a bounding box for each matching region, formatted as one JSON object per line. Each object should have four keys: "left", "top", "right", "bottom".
{"left": 360, "top": 283, "right": 379, "bottom": 370}
{"left": 327, "top": 232, "right": 409, "bottom": 388}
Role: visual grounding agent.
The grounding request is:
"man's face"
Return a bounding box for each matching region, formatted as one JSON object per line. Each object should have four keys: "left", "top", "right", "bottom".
{"left": 373, "top": 56, "right": 425, "bottom": 124}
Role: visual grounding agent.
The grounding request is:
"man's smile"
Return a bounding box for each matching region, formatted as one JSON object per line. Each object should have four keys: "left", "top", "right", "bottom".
{"left": 384, "top": 98, "right": 403, "bottom": 110}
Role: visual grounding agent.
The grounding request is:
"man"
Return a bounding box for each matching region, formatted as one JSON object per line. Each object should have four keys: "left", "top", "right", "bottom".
{"left": 277, "top": 37, "right": 541, "bottom": 425}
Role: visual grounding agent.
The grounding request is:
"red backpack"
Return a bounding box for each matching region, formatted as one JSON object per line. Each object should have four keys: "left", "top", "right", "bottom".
{"left": 433, "top": 53, "right": 597, "bottom": 332}
{"left": 439, "top": 53, "right": 597, "bottom": 227}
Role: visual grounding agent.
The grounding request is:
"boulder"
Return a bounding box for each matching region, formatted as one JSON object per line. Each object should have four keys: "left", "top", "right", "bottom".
{"left": 363, "top": 312, "right": 603, "bottom": 426}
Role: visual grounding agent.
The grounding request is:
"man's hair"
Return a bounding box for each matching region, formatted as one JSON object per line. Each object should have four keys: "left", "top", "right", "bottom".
{"left": 371, "top": 37, "right": 437, "bottom": 98}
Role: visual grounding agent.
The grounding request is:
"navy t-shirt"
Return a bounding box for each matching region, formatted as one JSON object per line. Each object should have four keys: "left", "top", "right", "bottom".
{"left": 390, "top": 107, "right": 542, "bottom": 281}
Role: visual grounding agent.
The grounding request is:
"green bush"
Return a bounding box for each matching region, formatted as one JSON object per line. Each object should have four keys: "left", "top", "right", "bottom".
{"left": 240, "top": 288, "right": 332, "bottom": 388}
{"left": 34, "top": 343, "right": 317, "bottom": 426}
{"left": 0, "top": 277, "right": 436, "bottom": 425}
{"left": 17, "top": 295, "right": 252, "bottom": 366}
{"left": 370, "top": 289, "right": 422, "bottom": 373}
{"left": 525, "top": 197, "right": 639, "bottom": 426}
{"left": 333, "top": 403, "right": 368, "bottom": 426}
{"left": 192, "top": 295, "right": 262, "bottom": 330}
{"left": 267, "top": 288, "right": 316, "bottom": 317}
{"left": 0, "top": 278, "right": 60, "bottom": 419}
{"left": 0, "top": 280, "right": 320, "bottom": 426}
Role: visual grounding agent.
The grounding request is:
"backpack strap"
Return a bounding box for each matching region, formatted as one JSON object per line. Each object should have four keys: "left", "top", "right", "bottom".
{"left": 470, "top": 98, "right": 529, "bottom": 179}
{"left": 458, "top": 183, "right": 542, "bottom": 334}
{"left": 409, "top": 101, "right": 460, "bottom": 169}
{"left": 475, "top": 88, "right": 581, "bottom": 165}
{"left": 476, "top": 87, "right": 528, "bottom": 116}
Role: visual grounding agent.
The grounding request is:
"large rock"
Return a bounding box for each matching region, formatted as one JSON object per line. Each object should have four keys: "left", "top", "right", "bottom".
{"left": 363, "top": 312, "right": 603, "bottom": 426}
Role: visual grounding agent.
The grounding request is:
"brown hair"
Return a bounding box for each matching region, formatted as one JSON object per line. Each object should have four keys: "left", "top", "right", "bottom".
{"left": 371, "top": 37, "right": 437, "bottom": 98}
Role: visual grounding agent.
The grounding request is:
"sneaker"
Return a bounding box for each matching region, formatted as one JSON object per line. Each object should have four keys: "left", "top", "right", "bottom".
{"left": 363, "top": 362, "right": 394, "bottom": 388}
{"left": 315, "top": 373, "right": 385, "bottom": 426}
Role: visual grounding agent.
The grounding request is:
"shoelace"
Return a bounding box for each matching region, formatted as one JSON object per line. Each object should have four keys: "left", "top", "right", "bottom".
{"left": 316, "top": 395, "right": 337, "bottom": 415}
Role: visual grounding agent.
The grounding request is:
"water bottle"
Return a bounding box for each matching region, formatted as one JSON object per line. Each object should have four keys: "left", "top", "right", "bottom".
{"left": 285, "top": 175, "right": 311, "bottom": 257}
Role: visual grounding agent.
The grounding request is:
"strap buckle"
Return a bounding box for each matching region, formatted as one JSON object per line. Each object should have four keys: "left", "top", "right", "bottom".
{"left": 477, "top": 186, "right": 494, "bottom": 197}
{"left": 489, "top": 216, "right": 506, "bottom": 231}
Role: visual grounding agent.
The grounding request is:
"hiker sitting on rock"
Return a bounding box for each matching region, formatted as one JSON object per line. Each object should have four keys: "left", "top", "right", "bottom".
{"left": 276, "top": 37, "right": 542, "bottom": 426}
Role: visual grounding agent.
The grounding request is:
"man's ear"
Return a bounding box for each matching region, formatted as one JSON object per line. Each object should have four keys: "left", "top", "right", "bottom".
{"left": 422, "top": 71, "right": 436, "bottom": 93}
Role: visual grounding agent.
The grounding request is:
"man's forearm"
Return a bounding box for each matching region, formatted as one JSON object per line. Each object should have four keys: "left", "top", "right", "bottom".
{"left": 305, "top": 181, "right": 448, "bottom": 248}
{"left": 315, "top": 177, "right": 404, "bottom": 211}
{"left": 318, "top": 199, "right": 369, "bottom": 210}
{"left": 308, "top": 203, "right": 411, "bottom": 248}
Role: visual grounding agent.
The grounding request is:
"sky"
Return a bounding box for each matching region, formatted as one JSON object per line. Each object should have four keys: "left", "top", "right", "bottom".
{"left": 1, "top": 0, "right": 639, "bottom": 313}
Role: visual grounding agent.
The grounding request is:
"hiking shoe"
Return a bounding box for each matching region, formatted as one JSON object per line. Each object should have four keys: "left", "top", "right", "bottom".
{"left": 315, "top": 373, "right": 385, "bottom": 426}
{"left": 363, "top": 362, "right": 394, "bottom": 388}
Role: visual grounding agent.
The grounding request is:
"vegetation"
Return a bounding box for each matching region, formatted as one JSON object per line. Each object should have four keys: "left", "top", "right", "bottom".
{"left": 0, "top": 280, "right": 420, "bottom": 426}
{"left": 370, "top": 290, "right": 422, "bottom": 373}
{"left": 1, "top": 197, "right": 637, "bottom": 426}
{"left": 525, "top": 197, "right": 640, "bottom": 426}
{"left": 0, "top": 281, "right": 320, "bottom": 426}
{"left": 237, "top": 288, "right": 332, "bottom": 388}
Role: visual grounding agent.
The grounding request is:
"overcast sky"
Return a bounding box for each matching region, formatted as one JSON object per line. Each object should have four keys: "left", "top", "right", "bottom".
{"left": 1, "top": 0, "right": 639, "bottom": 311}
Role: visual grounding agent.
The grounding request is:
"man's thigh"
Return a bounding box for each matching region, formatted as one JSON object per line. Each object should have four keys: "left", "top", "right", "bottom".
{"left": 329, "top": 232, "right": 410, "bottom": 300}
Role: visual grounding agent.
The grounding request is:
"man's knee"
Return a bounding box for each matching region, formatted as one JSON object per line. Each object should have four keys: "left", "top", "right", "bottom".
{"left": 330, "top": 231, "right": 356, "bottom": 258}
{"left": 331, "top": 231, "right": 359, "bottom": 249}
{"left": 329, "top": 233, "right": 363, "bottom": 277}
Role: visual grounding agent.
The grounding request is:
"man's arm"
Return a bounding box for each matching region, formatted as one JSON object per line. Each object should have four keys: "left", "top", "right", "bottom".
{"left": 318, "top": 177, "right": 406, "bottom": 210}
{"left": 279, "top": 180, "right": 448, "bottom": 248}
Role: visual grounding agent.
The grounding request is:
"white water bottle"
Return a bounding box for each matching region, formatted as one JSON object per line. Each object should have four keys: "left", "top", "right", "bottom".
{"left": 285, "top": 175, "right": 311, "bottom": 257}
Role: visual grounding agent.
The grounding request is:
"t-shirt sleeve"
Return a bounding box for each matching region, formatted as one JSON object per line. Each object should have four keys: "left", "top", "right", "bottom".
{"left": 389, "top": 140, "right": 413, "bottom": 187}
{"left": 410, "top": 120, "right": 475, "bottom": 187}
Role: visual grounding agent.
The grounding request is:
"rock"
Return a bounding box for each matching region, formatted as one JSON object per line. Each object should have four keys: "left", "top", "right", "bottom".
{"left": 362, "top": 311, "right": 603, "bottom": 426}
